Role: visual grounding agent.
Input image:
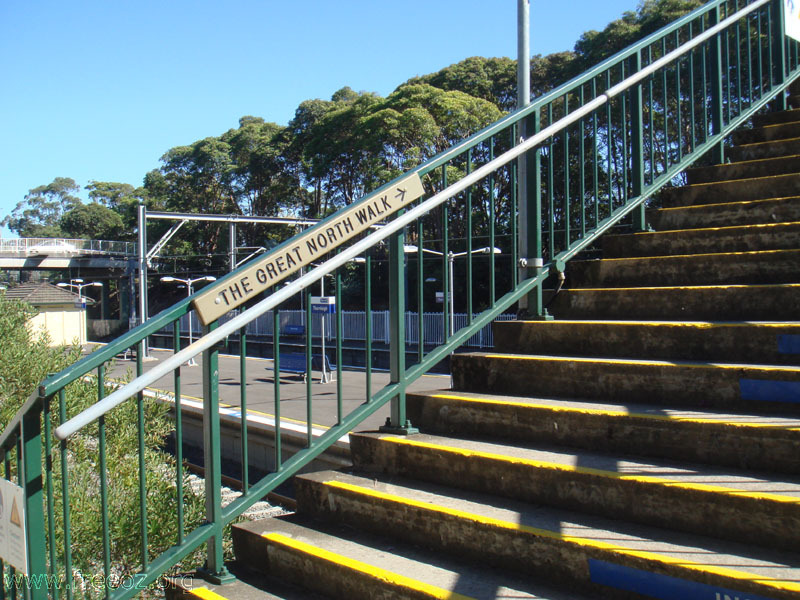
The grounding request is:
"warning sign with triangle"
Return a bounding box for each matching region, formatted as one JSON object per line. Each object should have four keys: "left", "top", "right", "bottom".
{"left": 9, "top": 497, "right": 21, "bottom": 528}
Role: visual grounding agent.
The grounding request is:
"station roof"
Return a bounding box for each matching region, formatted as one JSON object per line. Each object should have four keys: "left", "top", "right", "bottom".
{"left": 2, "top": 283, "right": 95, "bottom": 305}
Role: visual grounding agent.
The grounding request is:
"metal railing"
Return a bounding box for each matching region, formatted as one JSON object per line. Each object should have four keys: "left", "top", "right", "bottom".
{"left": 2, "top": 0, "right": 798, "bottom": 597}
{"left": 0, "top": 238, "right": 137, "bottom": 257}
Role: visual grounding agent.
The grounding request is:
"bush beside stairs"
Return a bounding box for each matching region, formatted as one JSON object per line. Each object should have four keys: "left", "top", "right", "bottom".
{"left": 170, "top": 103, "right": 800, "bottom": 600}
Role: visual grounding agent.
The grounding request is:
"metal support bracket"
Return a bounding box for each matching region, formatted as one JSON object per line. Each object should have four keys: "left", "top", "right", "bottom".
{"left": 196, "top": 565, "right": 236, "bottom": 586}
{"left": 380, "top": 417, "right": 419, "bottom": 436}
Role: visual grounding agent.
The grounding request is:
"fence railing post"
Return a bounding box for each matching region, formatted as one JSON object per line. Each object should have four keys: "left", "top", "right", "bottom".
{"left": 22, "top": 408, "right": 47, "bottom": 600}
{"left": 710, "top": 3, "right": 726, "bottom": 163}
{"left": 381, "top": 220, "right": 417, "bottom": 435}
{"left": 773, "top": 0, "right": 788, "bottom": 109}
{"left": 199, "top": 321, "right": 234, "bottom": 584}
{"left": 631, "top": 50, "right": 649, "bottom": 232}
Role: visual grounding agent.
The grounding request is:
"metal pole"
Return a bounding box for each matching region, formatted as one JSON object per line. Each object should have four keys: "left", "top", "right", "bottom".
{"left": 517, "top": 0, "right": 532, "bottom": 311}
{"left": 448, "top": 253, "right": 455, "bottom": 338}
{"left": 137, "top": 203, "right": 149, "bottom": 358}
{"left": 187, "top": 283, "right": 197, "bottom": 367}
{"left": 320, "top": 277, "right": 328, "bottom": 383}
{"left": 228, "top": 222, "right": 236, "bottom": 273}
{"left": 517, "top": 0, "right": 531, "bottom": 109}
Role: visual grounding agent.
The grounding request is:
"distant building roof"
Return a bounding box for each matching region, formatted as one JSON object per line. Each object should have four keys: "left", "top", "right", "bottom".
{"left": 2, "top": 282, "right": 95, "bottom": 306}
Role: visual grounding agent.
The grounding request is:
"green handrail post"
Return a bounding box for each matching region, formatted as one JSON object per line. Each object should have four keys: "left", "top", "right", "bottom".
{"left": 239, "top": 326, "right": 249, "bottom": 493}
{"left": 773, "top": 0, "right": 788, "bottom": 109}
{"left": 57, "top": 389, "right": 72, "bottom": 600}
{"left": 631, "top": 49, "right": 649, "bottom": 232}
{"left": 21, "top": 407, "right": 47, "bottom": 600}
{"left": 380, "top": 216, "right": 417, "bottom": 435}
{"left": 198, "top": 321, "right": 234, "bottom": 585}
{"left": 710, "top": 3, "right": 726, "bottom": 163}
{"left": 365, "top": 252, "right": 373, "bottom": 401}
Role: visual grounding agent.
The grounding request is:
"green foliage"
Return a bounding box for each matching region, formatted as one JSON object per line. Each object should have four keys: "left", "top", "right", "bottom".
{"left": 0, "top": 294, "right": 205, "bottom": 596}
{"left": 60, "top": 202, "right": 125, "bottom": 240}
{"left": 0, "top": 296, "right": 77, "bottom": 423}
{"left": 574, "top": 0, "right": 703, "bottom": 67}
{"left": 2, "top": 177, "right": 82, "bottom": 238}
{"left": 4, "top": 0, "right": 704, "bottom": 270}
{"left": 406, "top": 56, "right": 518, "bottom": 111}
{"left": 85, "top": 180, "right": 146, "bottom": 238}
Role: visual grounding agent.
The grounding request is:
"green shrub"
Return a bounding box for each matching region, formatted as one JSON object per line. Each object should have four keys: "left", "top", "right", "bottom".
{"left": 0, "top": 293, "right": 205, "bottom": 597}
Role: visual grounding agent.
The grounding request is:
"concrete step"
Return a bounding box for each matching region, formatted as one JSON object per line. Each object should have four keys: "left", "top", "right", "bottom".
{"left": 405, "top": 390, "right": 800, "bottom": 472}
{"left": 566, "top": 249, "right": 800, "bottom": 288}
{"left": 648, "top": 196, "right": 800, "bottom": 230}
{"left": 752, "top": 108, "right": 800, "bottom": 127}
{"left": 450, "top": 352, "right": 800, "bottom": 412}
{"left": 233, "top": 514, "right": 587, "bottom": 600}
{"left": 731, "top": 121, "right": 800, "bottom": 145}
{"left": 602, "top": 221, "right": 800, "bottom": 258}
{"left": 294, "top": 469, "right": 800, "bottom": 600}
{"left": 685, "top": 154, "right": 800, "bottom": 184}
{"left": 166, "top": 564, "right": 328, "bottom": 600}
{"left": 659, "top": 172, "right": 800, "bottom": 208}
{"left": 548, "top": 283, "right": 800, "bottom": 321}
{"left": 727, "top": 136, "right": 800, "bottom": 161}
{"left": 491, "top": 320, "right": 800, "bottom": 365}
{"left": 347, "top": 433, "right": 800, "bottom": 550}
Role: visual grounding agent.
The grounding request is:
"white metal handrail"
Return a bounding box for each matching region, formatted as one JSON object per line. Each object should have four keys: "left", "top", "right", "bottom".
{"left": 53, "top": 0, "right": 770, "bottom": 441}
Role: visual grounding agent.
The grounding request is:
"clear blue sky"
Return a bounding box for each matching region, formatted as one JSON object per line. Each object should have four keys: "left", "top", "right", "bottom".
{"left": 0, "top": 0, "right": 639, "bottom": 238}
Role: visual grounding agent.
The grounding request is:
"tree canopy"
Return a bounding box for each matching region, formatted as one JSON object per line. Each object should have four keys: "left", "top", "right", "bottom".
{"left": 3, "top": 0, "right": 703, "bottom": 260}
{"left": 3, "top": 177, "right": 82, "bottom": 237}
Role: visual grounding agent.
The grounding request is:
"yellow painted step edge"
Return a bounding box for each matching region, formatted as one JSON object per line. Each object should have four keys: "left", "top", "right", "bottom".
{"left": 566, "top": 283, "right": 800, "bottom": 291}
{"left": 690, "top": 151, "right": 800, "bottom": 168}
{"left": 183, "top": 587, "right": 230, "bottom": 600}
{"left": 735, "top": 133, "right": 800, "bottom": 147}
{"left": 512, "top": 320, "right": 800, "bottom": 328}
{"left": 624, "top": 220, "right": 800, "bottom": 236}
{"left": 426, "top": 393, "right": 800, "bottom": 431}
{"left": 654, "top": 195, "right": 800, "bottom": 211}
{"left": 262, "top": 532, "right": 474, "bottom": 600}
{"left": 671, "top": 170, "right": 800, "bottom": 188}
{"left": 595, "top": 247, "right": 800, "bottom": 262}
{"left": 324, "top": 479, "right": 800, "bottom": 596}
{"left": 382, "top": 436, "right": 800, "bottom": 505}
{"left": 481, "top": 353, "right": 800, "bottom": 373}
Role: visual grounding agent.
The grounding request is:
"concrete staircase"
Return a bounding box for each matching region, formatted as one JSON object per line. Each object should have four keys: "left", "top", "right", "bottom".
{"left": 177, "top": 106, "right": 800, "bottom": 599}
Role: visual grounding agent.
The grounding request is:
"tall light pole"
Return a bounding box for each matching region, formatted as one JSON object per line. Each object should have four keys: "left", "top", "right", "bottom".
{"left": 447, "top": 247, "right": 502, "bottom": 337}
{"left": 518, "top": 0, "right": 533, "bottom": 313}
{"left": 57, "top": 279, "right": 103, "bottom": 301}
{"left": 403, "top": 245, "right": 501, "bottom": 336}
{"left": 160, "top": 275, "right": 216, "bottom": 366}
{"left": 57, "top": 279, "right": 102, "bottom": 343}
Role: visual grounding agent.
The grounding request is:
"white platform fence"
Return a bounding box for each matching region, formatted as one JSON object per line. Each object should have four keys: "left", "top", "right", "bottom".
{"left": 165, "top": 309, "right": 516, "bottom": 350}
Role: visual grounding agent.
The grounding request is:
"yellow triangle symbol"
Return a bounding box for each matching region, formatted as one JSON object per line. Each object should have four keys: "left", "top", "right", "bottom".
{"left": 9, "top": 497, "right": 21, "bottom": 527}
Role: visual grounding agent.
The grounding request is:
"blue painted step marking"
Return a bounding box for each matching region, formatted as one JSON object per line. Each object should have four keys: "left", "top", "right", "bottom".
{"left": 739, "top": 379, "right": 800, "bottom": 403}
{"left": 778, "top": 334, "right": 800, "bottom": 354}
{"left": 589, "top": 559, "right": 778, "bottom": 600}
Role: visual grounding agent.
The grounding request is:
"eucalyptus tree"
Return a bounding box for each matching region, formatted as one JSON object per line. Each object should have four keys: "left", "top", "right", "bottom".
{"left": 60, "top": 202, "right": 125, "bottom": 240}
{"left": 2, "top": 177, "right": 82, "bottom": 238}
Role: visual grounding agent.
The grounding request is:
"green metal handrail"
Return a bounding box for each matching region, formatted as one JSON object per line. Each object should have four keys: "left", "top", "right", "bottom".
{"left": 2, "top": 0, "right": 799, "bottom": 597}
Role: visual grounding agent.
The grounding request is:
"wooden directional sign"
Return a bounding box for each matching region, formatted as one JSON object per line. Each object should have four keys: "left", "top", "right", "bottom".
{"left": 193, "top": 173, "right": 424, "bottom": 325}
